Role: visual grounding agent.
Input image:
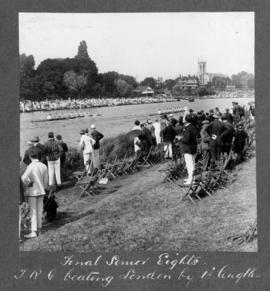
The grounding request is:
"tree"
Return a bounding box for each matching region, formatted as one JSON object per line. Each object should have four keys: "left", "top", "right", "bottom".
{"left": 164, "top": 79, "right": 176, "bottom": 91}
{"left": 20, "top": 54, "right": 37, "bottom": 100}
{"left": 172, "top": 83, "right": 183, "bottom": 96}
{"left": 212, "top": 76, "right": 228, "bottom": 91}
{"left": 36, "top": 59, "right": 69, "bottom": 98}
{"left": 75, "top": 40, "right": 90, "bottom": 59}
{"left": 119, "top": 74, "right": 138, "bottom": 88}
{"left": 100, "top": 71, "right": 120, "bottom": 97}
{"left": 140, "top": 77, "right": 156, "bottom": 89}
{"left": 20, "top": 54, "right": 35, "bottom": 78}
{"left": 231, "top": 71, "right": 254, "bottom": 89}
{"left": 115, "top": 79, "right": 133, "bottom": 97}
{"left": 63, "top": 70, "right": 88, "bottom": 98}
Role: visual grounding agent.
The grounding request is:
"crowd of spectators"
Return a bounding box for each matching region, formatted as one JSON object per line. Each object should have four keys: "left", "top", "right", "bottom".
{"left": 20, "top": 90, "right": 254, "bottom": 113}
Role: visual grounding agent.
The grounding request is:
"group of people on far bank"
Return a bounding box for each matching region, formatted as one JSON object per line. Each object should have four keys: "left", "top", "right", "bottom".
{"left": 20, "top": 125, "right": 104, "bottom": 240}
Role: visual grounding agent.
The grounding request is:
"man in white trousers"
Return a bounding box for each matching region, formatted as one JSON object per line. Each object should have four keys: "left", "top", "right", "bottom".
{"left": 179, "top": 114, "right": 198, "bottom": 185}
{"left": 21, "top": 149, "right": 48, "bottom": 238}
{"left": 44, "top": 132, "right": 62, "bottom": 189}
{"left": 79, "top": 129, "right": 96, "bottom": 174}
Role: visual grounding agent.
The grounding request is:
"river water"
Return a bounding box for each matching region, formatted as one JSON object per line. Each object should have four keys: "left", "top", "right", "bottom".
{"left": 20, "top": 97, "right": 254, "bottom": 155}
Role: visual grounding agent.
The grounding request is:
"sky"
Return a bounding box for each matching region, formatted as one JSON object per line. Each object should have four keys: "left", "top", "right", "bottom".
{"left": 19, "top": 12, "right": 254, "bottom": 81}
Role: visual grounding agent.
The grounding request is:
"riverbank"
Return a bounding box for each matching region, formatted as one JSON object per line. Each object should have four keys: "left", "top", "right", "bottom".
{"left": 20, "top": 90, "right": 254, "bottom": 113}
{"left": 20, "top": 154, "right": 257, "bottom": 252}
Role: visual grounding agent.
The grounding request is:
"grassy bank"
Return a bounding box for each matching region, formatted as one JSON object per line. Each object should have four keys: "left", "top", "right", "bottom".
{"left": 20, "top": 154, "right": 256, "bottom": 252}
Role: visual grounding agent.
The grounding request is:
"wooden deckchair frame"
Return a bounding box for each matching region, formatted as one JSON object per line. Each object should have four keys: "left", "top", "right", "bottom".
{"left": 114, "top": 152, "right": 129, "bottom": 177}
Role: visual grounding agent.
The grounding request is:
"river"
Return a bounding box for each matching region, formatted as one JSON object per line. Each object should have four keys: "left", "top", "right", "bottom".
{"left": 20, "top": 97, "right": 254, "bottom": 155}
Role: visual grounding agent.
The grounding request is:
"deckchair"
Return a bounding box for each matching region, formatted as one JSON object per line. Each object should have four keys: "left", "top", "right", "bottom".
{"left": 113, "top": 152, "right": 129, "bottom": 177}
{"left": 102, "top": 155, "right": 119, "bottom": 181}
{"left": 181, "top": 159, "right": 206, "bottom": 203}
{"left": 76, "top": 169, "right": 99, "bottom": 197}
{"left": 123, "top": 152, "right": 142, "bottom": 174}
{"left": 137, "top": 146, "right": 154, "bottom": 168}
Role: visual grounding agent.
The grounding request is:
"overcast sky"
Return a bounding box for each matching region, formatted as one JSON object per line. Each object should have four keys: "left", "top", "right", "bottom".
{"left": 19, "top": 12, "right": 254, "bottom": 81}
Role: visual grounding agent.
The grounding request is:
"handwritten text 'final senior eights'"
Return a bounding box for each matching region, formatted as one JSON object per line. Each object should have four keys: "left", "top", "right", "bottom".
{"left": 14, "top": 253, "right": 260, "bottom": 288}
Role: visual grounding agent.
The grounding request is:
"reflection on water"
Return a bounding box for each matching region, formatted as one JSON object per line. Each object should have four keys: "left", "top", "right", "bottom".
{"left": 20, "top": 97, "right": 254, "bottom": 154}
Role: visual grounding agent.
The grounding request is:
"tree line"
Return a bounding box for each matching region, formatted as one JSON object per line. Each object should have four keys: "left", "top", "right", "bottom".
{"left": 20, "top": 40, "right": 254, "bottom": 101}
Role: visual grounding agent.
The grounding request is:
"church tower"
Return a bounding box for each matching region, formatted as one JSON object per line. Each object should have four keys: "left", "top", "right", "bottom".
{"left": 198, "top": 58, "right": 207, "bottom": 85}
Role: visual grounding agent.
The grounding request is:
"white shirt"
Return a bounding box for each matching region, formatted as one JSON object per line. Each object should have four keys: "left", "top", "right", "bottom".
{"left": 21, "top": 159, "right": 48, "bottom": 196}
{"left": 132, "top": 126, "right": 142, "bottom": 152}
{"left": 79, "top": 134, "right": 95, "bottom": 154}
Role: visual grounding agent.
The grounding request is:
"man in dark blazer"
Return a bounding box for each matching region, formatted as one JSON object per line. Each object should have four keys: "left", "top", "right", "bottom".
{"left": 179, "top": 114, "right": 198, "bottom": 185}
{"left": 205, "top": 115, "right": 226, "bottom": 165}
{"left": 90, "top": 124, "right": 104, "bottom": 169}
{"left": 160, "top": 120, "right": 177, "bottom": 159}
{"left": 221, "top": 114, "right": 235, "bottom": 155}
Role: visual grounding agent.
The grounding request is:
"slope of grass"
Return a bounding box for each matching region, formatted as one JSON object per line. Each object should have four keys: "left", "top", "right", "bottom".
{"left": 20, "top": 157, "right": 257, "bottom": 252}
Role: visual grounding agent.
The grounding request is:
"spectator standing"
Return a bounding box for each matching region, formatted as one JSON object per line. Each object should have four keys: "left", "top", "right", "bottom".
{"left": 160, "top": 120, "right": 176, "bottom": 159}
{"left": 44, "top": 132, "right": 62, "bottom": 189}
{"left": 221, "top": 114, "right": 235, "bottom": 155}
{"left": 205, "top": 115, "right": 226, "bottom": 166}
{"left": 234, "top": 124, "right": 248, "bottom": 157}
{"left": 90, "top": 124, "right": 104, "bottom": 170}
{"left": 132, "top": 120, "right": 142, "bottom": 158}
{"left": 23, "top": 136, "right": 46, "bottom": 166}
{"left": 146, "top": 119, "right": 156, "bottom": 145}
{"left": 200, "top": 120, "right": 210, "bottom": 152}
{"left": 224, "top": 108, "right": 234, "bottom": 124}
{"left": 56, "top": 134, "right": 68, "bottom": 166}
{"left": 152, "top": 119, "right": 161, "bottom": 145}
{"left": 21, "top": 150, "right": 48, "bottom": 238}
{"left": 79, "top": 129, "right": 95, "bottom": 174}
{"left": 141, "top": 122, "right": 154, "bottom": 146}
{"left": 180, "top": 114, "right": 198, "bottom": 185}
{"left": 207, "top": 109, "right": 215, "bottom": 122}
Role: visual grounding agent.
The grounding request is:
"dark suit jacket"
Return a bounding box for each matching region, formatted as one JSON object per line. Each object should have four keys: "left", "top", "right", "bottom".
{"left": 91, "top": 130, "right": 104, "bottom": 150}
{"left": 180, "top": 123, "right": 198, "bottom": 154}
{"left": 23, "top": 145, "right": 45, "bottom": 165}
{"left": 206, "top": 120, "right": 226, "bottom": 146}
{"left": 222, "top": 121, "right": 235, "bottom": 144}
{"left": 161, "top": 125, "right": 176, "bottom": 143}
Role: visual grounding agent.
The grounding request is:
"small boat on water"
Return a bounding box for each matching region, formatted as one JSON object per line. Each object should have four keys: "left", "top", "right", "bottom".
{"left": 149, "top": 107, "right": 186, "bottom": 116}
{"left": 31, "top": 113, "right": 101, "bottom": 123}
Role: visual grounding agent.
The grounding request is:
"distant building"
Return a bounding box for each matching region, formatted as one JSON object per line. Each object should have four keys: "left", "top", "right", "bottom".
{"left": 238, "top": 74, "right": 249, "bottom": 90}
{"left": 197, "top": 59, "right": 228, "bottom": 86}
{"left": 198, "top": 59, "right": 209, "bottom": 85}
{"left": 133, "top": 86, "right": 154, "bottom": 97}
{"left": 177, "top": 76, "right": 199, "bottom": 90}
{"left": 226, "top": 85, "right": 236, "bottom": 91}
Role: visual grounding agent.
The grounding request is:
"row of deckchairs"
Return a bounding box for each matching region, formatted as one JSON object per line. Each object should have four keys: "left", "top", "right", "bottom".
{"left": 164, "top": 139, "right": 235, "bottom": 204}
{"left": 72, "top": 144, "right": 169, "bottom": 197}
{"left": 165, "top": 116, "right": 254, "bottom": 203}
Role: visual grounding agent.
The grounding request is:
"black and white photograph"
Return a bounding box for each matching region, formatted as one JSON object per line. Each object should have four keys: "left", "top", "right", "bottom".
{"left": 19, "top": 12, "right": 256, "bottom": 252}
